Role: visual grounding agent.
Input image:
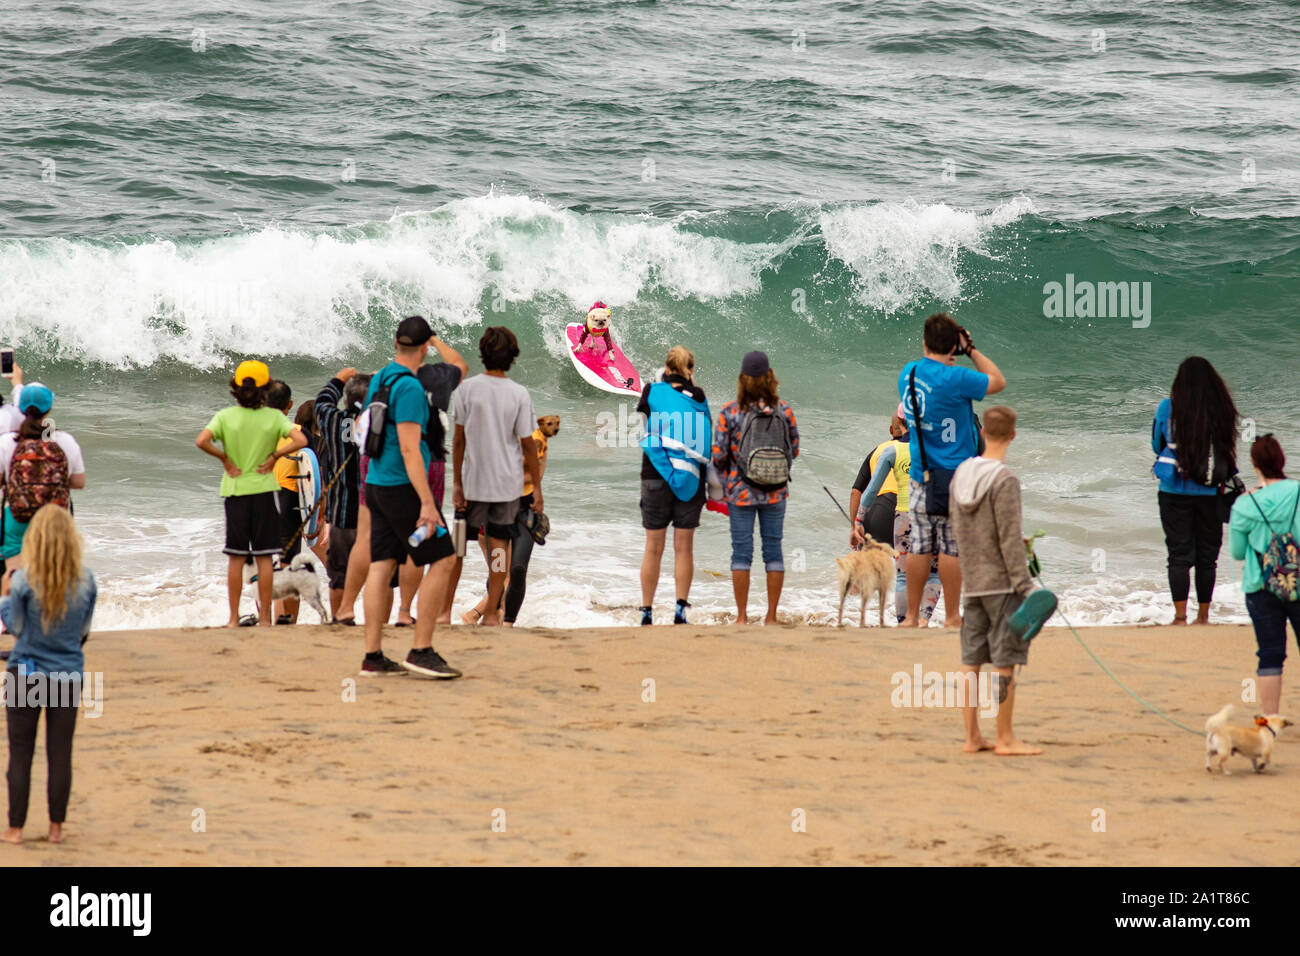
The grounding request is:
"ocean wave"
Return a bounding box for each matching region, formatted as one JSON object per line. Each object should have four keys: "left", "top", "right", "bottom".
{"left": 818, "top": 196, "right": 1035, "bottom": 313}
{"left": 4, "top": 193, "right": 1295, "bottom": 372}
{"left": 0, "top": 193, "right": 1042, "bottom": 368}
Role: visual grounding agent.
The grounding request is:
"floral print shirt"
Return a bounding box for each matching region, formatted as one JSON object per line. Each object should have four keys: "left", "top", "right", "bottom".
{"left": 711, "top": 399, "right": 799, "bottom": 506}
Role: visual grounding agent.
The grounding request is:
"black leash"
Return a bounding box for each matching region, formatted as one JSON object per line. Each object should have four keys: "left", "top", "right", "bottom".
{"left": 796, "top": 458, "right": 852, "bottom": 523}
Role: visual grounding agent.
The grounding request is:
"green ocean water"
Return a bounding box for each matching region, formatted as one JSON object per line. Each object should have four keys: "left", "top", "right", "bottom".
{"left": 0, "top": 0, "right": 1296, "bottom": 626}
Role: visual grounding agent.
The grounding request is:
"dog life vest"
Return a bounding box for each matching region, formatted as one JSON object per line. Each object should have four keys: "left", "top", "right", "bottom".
{"left": 641, "top": 382, "right": 711, "bottom": 502}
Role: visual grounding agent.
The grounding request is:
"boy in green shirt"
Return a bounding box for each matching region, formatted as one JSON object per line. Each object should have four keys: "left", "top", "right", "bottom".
{"left": 195, "top": 360, "right": 306, "bottom": 627}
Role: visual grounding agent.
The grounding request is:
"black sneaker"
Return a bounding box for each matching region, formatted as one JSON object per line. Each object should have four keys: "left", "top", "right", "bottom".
{"left": 674, "top": 600, "right": 690, "bottom": 625}
{"left": 639, "top": 606, "right": 653, "bottom": 626}
{"left": 359, "top": 653, "right": 406, "bottom": 677}
{"left": 403, "top": 647, "right": 462, "bottom": 680}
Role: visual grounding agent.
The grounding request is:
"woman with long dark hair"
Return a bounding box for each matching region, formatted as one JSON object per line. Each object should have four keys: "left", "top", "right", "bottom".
{"left": 1151, "top": 356, "right": 1239, "bottom": 624}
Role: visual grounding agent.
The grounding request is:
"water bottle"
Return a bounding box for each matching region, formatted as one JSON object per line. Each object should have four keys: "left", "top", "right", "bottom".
{"left": 408, "top": 522, "right": 448, "bottom": 548}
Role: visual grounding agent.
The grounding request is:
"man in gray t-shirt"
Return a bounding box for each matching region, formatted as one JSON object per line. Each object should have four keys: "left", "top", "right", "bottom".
{"left": 453, "top": 327, "right": 543, "bottom": 622}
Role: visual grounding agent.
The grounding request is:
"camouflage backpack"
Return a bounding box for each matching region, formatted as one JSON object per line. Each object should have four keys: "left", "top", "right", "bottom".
{"left": 7, "top": 437, "right": 70, "bottom": 522}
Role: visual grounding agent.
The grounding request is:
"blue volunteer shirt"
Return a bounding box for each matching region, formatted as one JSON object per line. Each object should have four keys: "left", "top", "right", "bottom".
{"left": 897, "top": 358, "right": 989, "bottom": 482}
{"left": 363, "top": 361, "right": 430, "bottom": 487}
{"left": 1150, "top": 397, "right": 1217, "bottom": 496}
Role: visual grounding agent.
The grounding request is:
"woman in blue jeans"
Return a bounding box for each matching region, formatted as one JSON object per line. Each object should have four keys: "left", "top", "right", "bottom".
{"left": 711, "top": 351, "right": 799, "bottom": 624}
{"left": 1229, "top": 434, "right": 1300, "bottom": 716}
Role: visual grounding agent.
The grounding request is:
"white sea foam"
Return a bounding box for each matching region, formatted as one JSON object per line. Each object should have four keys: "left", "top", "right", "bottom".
{"left": 0, "top": 193, "right": 1035, "bottom": 368}
{"left": 0, "top": 194, "right": 794, "bottom": 368}
{"left": 818, "top": 196, "right": 1035, "bottom": 313}
{"left": 85, "top": 503, "right": 1245, "bottom": 632}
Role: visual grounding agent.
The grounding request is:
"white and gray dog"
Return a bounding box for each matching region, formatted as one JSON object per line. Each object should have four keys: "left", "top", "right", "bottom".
{"left": 241, "top": 552, "right": 331, "bottom": 624}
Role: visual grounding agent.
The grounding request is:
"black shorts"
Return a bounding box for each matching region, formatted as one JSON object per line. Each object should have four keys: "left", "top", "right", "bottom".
{"left": 365, "top": 482, "right": 455, "bottom": 566}
{"left": 326, "top": 526, "right": 357, "bottom": 590}
{"left": 640, "top": 477, "right": 704, "bottom": 530}
{"left": 277, "top": 488, "right": 302, "bottom": 559}
{"left": 224, "top": 491, "right": 282, "bottom": 557}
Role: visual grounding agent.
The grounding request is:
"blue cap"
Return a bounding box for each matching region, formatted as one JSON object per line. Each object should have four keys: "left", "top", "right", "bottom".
{"left": 20, "top": 384, "right": 53, "bottom": 416}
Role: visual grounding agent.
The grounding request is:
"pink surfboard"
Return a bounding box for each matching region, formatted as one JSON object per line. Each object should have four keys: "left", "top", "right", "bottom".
{"left": 566, "top": 323, "right": 642, "bottom": 396}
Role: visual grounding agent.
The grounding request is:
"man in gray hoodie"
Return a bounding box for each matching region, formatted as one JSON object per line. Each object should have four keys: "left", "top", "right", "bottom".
{"left": 950, "top": 405, "right": 1041, "bottom": 756}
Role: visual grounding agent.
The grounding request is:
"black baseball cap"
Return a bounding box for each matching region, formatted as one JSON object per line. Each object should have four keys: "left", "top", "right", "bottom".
{"left": 741, "top": 350, "right": 770, "bottom": 377}
{"left": 396, "top": 315, "right": 434, "bottom": 346}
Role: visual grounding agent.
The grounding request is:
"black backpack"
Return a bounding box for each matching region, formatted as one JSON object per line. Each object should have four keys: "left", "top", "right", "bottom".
{"left": 363, "top": 366, "right": 415, "bottom": 459}
{"left": 416, "top": 365, "right": 449, "bottom": 459}
{"left": 736, "top": 405, "right": 793, "bottom": 491}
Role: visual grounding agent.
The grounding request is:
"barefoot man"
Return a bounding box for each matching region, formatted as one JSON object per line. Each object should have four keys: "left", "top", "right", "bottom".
{"left": 949, "top": 405, "right": 1041, "bottom": 756}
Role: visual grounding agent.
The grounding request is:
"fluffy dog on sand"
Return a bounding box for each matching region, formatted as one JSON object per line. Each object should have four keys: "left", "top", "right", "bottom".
{"left": 836, "top": 536, "right": 899, "bottom": 627}
{"left": 1205, "top": 705, "right": 1292, "bottom": 775}
{"left": 242, "top": 552, "right": 331, "bottom": 624}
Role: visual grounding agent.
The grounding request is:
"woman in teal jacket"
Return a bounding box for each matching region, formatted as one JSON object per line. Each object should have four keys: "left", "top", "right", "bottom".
{"left": 1229, "top": 435, "right": 1300, "bottom": 716}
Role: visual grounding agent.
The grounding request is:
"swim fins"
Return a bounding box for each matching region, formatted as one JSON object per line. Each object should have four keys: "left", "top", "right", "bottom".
{"left": 1009, "top": 589, "right": 1057, "bottom": 641}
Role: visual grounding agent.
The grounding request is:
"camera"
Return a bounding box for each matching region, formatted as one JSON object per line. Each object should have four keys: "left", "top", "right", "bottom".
{"left": 953, "top": 326, "right": 974, "bottom": 357}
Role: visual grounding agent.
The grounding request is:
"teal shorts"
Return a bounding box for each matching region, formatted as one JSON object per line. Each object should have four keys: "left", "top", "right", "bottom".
{"left": 1, "top": 507, "right": 28, "bottom": 561}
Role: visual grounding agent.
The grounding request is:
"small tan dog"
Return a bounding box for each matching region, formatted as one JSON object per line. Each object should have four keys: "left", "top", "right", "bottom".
{"left": 1204, "top": 705, "right": 1292, "bottom": 775}
{"left": 836, "top": 536, "right": 899, "bottom": 627}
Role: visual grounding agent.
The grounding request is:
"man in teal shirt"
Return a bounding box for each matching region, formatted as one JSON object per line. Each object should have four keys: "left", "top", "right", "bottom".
{"left": 358, "top": 316, "right": 461, "bottom": 681}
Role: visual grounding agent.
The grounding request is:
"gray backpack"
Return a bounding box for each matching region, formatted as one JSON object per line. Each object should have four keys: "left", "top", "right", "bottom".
{"left": 737, "top": 406, "right": 793, "bottom": 491}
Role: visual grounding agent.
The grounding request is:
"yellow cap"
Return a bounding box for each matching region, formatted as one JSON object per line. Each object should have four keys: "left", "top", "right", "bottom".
{"left": 234, "top": 360, "right": 270, "bottom": 387}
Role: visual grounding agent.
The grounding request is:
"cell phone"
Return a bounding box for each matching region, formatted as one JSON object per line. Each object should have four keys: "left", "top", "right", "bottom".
{"left": 0, "top": 348, "right": 13, "bottom": 379}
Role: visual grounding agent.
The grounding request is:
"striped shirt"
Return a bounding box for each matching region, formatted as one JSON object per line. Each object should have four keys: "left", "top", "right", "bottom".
{"left": 314, "top": 378, "right": 360, "bottom": 530}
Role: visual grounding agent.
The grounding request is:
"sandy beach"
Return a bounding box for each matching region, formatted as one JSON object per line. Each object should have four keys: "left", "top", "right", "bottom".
{"left": 1, "top": 618, "right": 1294, "bottom": 866}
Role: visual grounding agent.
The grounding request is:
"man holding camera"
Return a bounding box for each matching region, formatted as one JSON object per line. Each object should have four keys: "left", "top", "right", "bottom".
{"left": 896, "top": 313, "right": 1006, "bottom": 628}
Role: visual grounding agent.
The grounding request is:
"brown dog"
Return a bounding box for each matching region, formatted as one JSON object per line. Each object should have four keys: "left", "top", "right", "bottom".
{"left": 836, "top": 536, "right": 898, "bottom": 627}
{"left": 1204, "top": 705, "right": 1292, "bottom": 775}
{"left": 536, "top": 414, "right": 561, "bottom": 438}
